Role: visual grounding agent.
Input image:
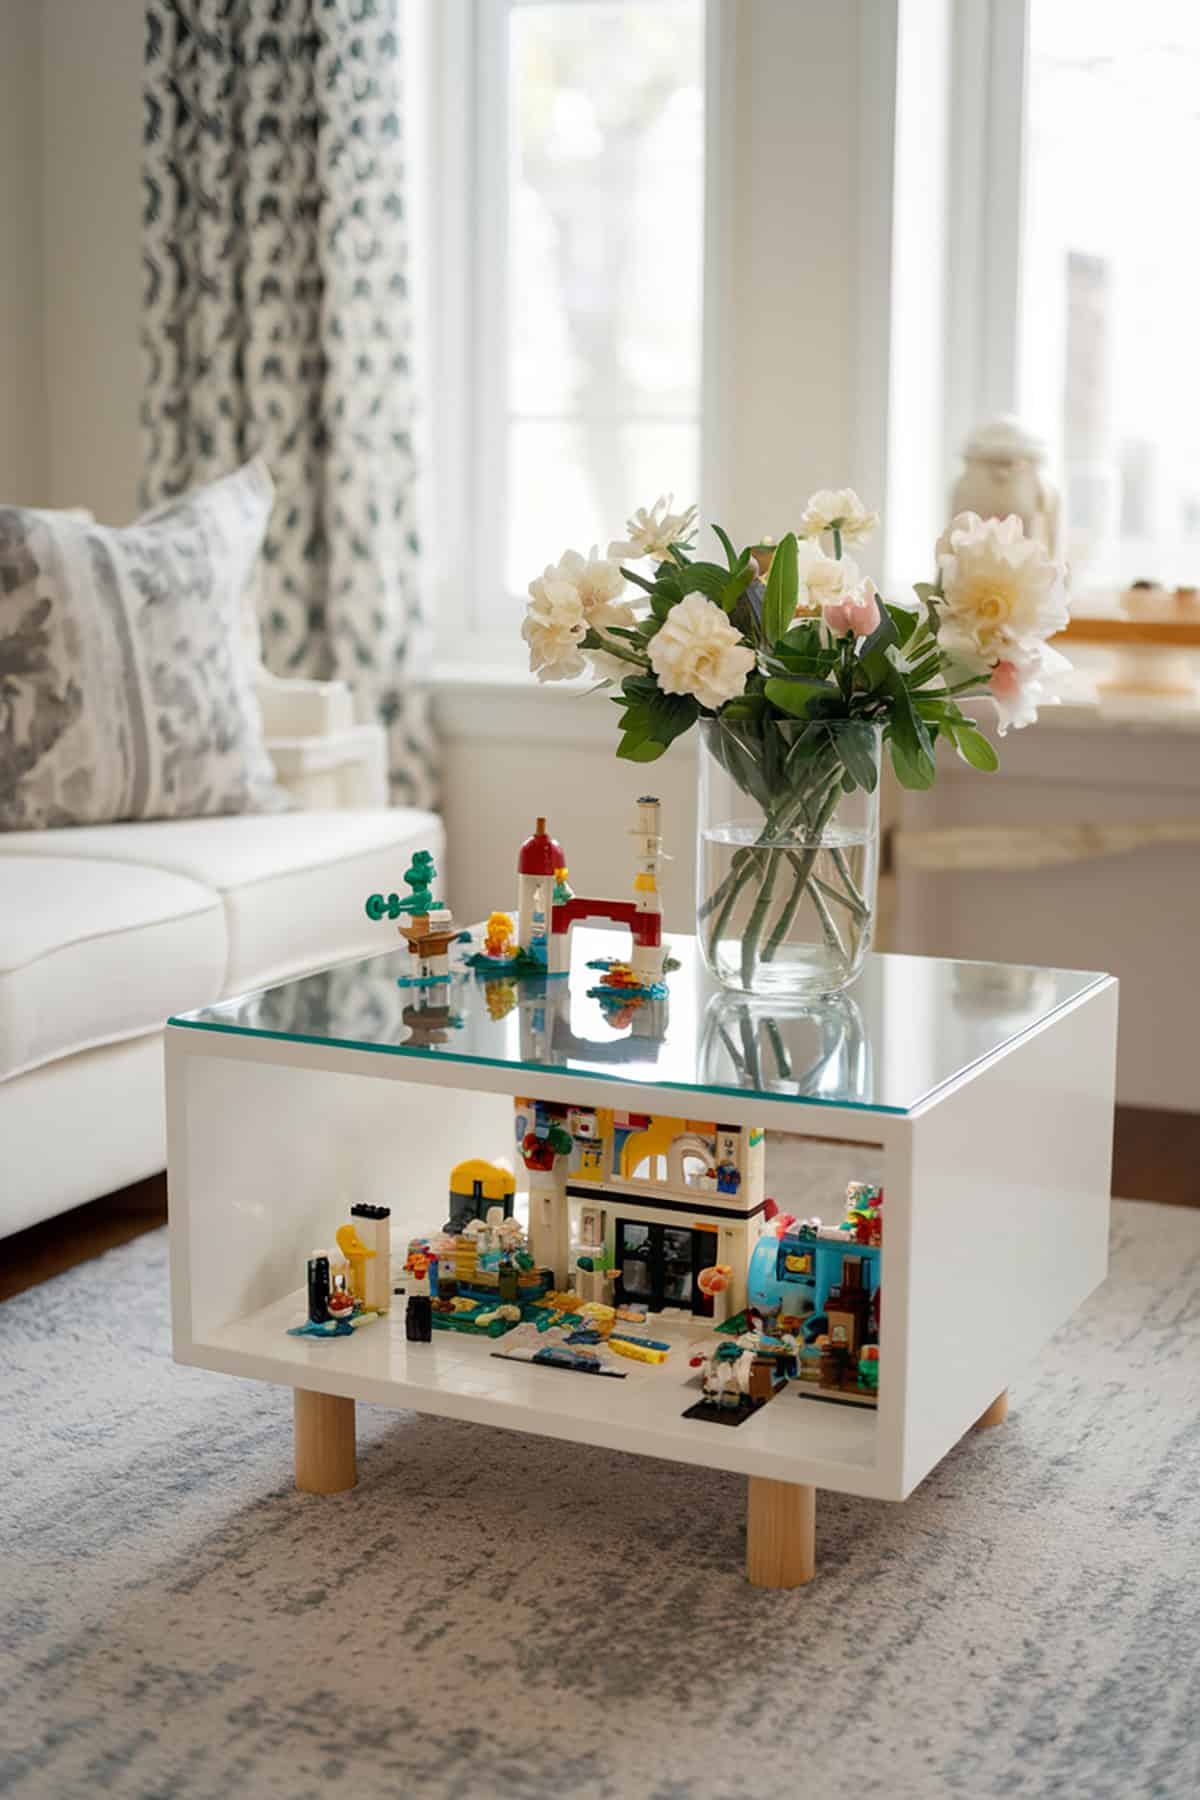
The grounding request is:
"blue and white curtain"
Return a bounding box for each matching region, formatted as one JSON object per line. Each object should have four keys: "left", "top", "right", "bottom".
{"left": 142, "top": 0, "right": 435, "bottom": 807}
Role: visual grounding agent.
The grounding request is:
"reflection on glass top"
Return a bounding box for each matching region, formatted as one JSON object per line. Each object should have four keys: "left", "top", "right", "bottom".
{"left": 171, "top": 928, "right": 1107, "bottom": 1117}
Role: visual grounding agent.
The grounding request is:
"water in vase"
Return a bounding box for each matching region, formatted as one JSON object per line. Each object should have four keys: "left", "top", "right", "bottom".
{"left": 699, "top": 824, "right": 877, "bottom": 997}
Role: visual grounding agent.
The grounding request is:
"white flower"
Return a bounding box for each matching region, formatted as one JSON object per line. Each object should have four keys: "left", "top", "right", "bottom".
{"left": 936, "top": 513, "right": 1068, "bottom": 669}
{"left": 523, "top": 546, "right": 632, "bottom": 682}
{"left": 935, "top": 510, "right": 983, "bottom": 563}
{"left": 793, "top": 541, "right": 859, "bottom": 618}
{"left": 647, "top": 592, "right": 755, "bottom": 710}
{"left": 549, "top": 546, "right": 628, "bottom": 626}
{"left": 522, "top": 581, "right": 587, "bottom": 682}
{"left": 988, "top": 642, "right": 1072, "bottom": 734}
{"left": 609, "top": 495, "right": 699, "bottom": 563}
{"left": 799, "top": 487, "right": 879, "bottom": 545}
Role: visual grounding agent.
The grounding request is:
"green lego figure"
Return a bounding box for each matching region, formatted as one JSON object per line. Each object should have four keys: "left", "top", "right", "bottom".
{"left": 364, "top": 849, "right": 440, "bottom": 923}
{"left": 399, "top": 851, "right": 438, "bottom": 916}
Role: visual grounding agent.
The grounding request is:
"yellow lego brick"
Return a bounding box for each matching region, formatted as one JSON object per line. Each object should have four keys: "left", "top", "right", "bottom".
{"left": 607, "top": 1334, "right": 671, "bottom": 1365}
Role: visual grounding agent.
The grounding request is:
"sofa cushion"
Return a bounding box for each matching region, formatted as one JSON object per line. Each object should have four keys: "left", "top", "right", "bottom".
{"left": 0, "top": 460, "right": 288, "bottom": 830}
{"left": 0, "top": 810, "right": 445, "bottom": 995}
{"left": 0, "top": 856, "right": 226, "bottom": 1081}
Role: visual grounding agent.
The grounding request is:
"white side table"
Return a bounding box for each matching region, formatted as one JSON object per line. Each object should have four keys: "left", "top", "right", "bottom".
{"left": 166, "top": 933, "right": 1117, "bottom": 1587}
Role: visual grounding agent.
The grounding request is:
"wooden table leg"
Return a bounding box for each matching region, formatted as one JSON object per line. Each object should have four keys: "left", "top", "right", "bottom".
{"left": 294, "top": 1389, "right": 357, "bottom": 1493}
{"left": 746, "top": 1477, "right": 815, "bottom": 1588}
{"left": 973, "top": 1389, "right": 1009, "bottom": 1430}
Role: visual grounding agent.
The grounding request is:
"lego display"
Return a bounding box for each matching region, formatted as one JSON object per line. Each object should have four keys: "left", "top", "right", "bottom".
{"left": 283, "top": 1119, "right": 882, "bottom": 1433}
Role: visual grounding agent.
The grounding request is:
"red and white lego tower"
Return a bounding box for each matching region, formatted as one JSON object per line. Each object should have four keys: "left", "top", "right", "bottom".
{"left": 516, "top": 816, "right": 564, "bottom": 965}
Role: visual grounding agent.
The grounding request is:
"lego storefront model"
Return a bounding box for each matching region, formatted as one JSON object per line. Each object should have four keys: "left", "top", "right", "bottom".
{"left": 513, "top": 1096, "right": 769, "bottom": 1313}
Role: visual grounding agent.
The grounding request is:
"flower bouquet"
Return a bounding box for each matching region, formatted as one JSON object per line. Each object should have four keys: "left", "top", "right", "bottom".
{"left": 523, "top": 491, "right": 1071, "bottom": 996}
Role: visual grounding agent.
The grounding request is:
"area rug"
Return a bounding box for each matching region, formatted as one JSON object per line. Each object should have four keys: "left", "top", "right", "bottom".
{"left": 1, "top": 1201, "right": 1197, "bottom": 1800}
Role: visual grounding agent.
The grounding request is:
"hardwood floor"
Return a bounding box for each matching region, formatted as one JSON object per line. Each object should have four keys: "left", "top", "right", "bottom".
{"left": 1111, "top": 1106, "right": 1200, "bottom": 1208}
{"left": 0, "top": 1174, "right": 167, "bottom": 1302}
{"left": 0, "top": 1107, "right": 1195, "bottom": 1304}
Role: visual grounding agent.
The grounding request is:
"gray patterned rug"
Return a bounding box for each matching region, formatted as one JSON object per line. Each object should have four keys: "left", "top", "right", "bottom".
{"left": 1, "top": 1201, "right": 1197, "bottom": 1800}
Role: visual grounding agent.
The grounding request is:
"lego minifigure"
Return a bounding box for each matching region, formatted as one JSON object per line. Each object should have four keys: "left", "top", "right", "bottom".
{"left": 306, "top": 1252, "right": 332, "bottom": 1325}
{"left": 334, "top": 1222, "right": 377, "bottom": 1308}
{"left": 406, "top": 1294, "right": 433, "bottom": 1342}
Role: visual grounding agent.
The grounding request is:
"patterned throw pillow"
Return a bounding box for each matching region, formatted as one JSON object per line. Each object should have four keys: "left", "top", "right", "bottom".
{"left": 0, "top": 460, "right": 288, "bottom": 829}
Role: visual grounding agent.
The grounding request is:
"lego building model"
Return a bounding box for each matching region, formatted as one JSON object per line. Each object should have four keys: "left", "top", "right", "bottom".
{"left": 514, "top": 1097, "right": 768, "bottom": 1316}
{"left": 468, "top": 795, "right": 671, "bottom": 993}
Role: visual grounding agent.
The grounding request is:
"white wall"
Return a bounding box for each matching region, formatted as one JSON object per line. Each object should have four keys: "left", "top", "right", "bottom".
{"left": 0, "top": 0, "right": 48, "bottom": 503}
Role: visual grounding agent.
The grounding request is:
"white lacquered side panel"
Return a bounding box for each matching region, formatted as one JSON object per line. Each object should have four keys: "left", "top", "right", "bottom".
{"left": 895, "top": 979, "right": 1118, "bottom": 1495}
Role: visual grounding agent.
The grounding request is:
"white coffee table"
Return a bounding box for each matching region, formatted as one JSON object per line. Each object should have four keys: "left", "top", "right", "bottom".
{"left": 166, "top": 930, "right": 1117, "bottom": 1587}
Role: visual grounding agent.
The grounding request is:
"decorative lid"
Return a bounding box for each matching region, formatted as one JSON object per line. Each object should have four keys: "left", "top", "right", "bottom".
{"left": 518, "top": 816, "right": 565, "bottom": 876}
{"left": 964, "top": 415, "right": 1047, "bottom": 463}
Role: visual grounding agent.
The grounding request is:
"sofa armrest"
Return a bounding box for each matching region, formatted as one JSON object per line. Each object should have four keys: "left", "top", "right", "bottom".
{"left": 267, "top": 723, "right": 389, "bottom": 811}
{"left": 255, "top": 671, "right": 355, "bottom": 739}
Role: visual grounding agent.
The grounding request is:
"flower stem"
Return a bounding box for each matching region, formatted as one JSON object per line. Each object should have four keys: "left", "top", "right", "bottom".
{"left": 760, "top": 782, "right": 844, "bottom": 964}
{"left": 739, "top": 848, "right": 781, "bottom": 988}
{"left": 808, "top": 876, "right": 847, "bottom": 962}
{"left": 830, "top": 847, "right": 869, "bottom": 914}
{"left": 811, "top": 873, "right": 869, "bottom": 920}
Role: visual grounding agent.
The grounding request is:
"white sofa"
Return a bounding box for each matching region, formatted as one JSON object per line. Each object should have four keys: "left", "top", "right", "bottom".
{"left": 0, "top": 674, "right": 442, "bottom": 1238}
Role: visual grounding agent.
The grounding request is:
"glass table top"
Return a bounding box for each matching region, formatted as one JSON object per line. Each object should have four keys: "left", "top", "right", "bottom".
{"left": 170, "top": 927, "right": 1107, "bottom": 1118}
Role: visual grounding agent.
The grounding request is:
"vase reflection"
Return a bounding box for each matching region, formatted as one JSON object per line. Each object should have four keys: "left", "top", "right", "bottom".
{"left": 700, "top": 990, "right": 870, "bottom": 1105}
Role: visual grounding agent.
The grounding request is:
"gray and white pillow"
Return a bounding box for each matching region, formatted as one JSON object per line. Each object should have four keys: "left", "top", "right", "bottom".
{"left": 0, "top": 460, "right": 288, "bottom": 830}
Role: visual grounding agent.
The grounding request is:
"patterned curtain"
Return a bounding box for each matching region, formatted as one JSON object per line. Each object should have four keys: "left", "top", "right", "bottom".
{"left": 141, "top": 0, "right": 435, "bottom": 808}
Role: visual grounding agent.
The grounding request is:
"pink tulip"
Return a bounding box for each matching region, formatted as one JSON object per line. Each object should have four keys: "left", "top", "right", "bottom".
{"left": 823, "top": 579, "right": 881, "bottom": 640}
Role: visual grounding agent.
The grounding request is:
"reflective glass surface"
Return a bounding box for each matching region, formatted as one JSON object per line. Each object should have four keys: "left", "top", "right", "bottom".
{"left": 170, "top": 929, "right": 1107, "bottom": 1118}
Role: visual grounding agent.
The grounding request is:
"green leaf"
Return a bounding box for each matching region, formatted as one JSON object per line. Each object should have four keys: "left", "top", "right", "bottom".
{"left": 717, "top": 561, "right": 756, "bottom": 613}
{"left": 717, "top": 695, "right": 766, "bottom": 721}
{"left": 619, "top": 734, "right": 668, "bottom": 762}
{"left": 912, "top": 582, "right": 940, "bottom": 606}
{"left": 885, "top": 602, "right": 920, "bottom": 645}
{"left": 712, "top": 523, "right": 739, "bottom": 571}
{"left": 950, "top": 723, "right": 999, "bottom": 771}
{"left": 857, "top": 606, "right": 898, "bottom": 685}
{"left": 764, "top": 675, "right": 838, "bottom": 720}
{"left": 761, "top": 531, "right": 799, "bottom": 646}
{"left": 831, "top": 722, "right": 879, "bottom": 793}
{"left": 676, "top": 561, "right": 736, "bottom": 603}
{"left": 890, "top": 735, "right": 937, "bottom": 789}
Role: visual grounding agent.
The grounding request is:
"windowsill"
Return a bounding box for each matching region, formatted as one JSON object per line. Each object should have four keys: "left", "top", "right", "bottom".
{"left": 431, "top": 660, "right": 639, "bottom": 748}
{"left": 429, "top": 658, "right": 1200, "bottom": 744}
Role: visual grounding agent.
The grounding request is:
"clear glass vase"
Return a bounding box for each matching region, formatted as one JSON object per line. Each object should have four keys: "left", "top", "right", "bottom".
{"left": 696, "top": 717, "right": 881, "bottom": 998}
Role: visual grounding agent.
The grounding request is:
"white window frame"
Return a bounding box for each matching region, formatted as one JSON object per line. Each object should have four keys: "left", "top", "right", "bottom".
{"left": 417, "top": 0, "right": 725, "bottom": 673}
{"left": 941, "top": 0, "right": 1030, "bottom": 490}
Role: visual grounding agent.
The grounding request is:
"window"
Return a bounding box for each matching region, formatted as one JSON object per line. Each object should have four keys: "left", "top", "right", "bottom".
{"left": 1017, "top": 1, "right": 1200, "bottom": 596}
{"left": 424, "top": 0, "right": 707, "bottom": 657}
